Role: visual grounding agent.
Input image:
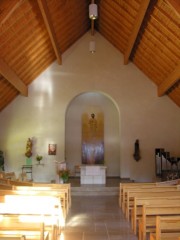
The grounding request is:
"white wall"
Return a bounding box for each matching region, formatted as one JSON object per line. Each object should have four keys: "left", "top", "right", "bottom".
{"left": 0, "top": 32, "right": 179, "bottom": 182}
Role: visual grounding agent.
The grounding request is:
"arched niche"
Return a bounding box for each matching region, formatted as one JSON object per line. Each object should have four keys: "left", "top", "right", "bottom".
{"left": 65, "top": 91, "right": 120, "bottom": 177}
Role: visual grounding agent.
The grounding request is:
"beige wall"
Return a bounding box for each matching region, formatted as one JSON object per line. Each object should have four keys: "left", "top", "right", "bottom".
{"left": 0, "top": 32, "right": 179, "bottom": 182}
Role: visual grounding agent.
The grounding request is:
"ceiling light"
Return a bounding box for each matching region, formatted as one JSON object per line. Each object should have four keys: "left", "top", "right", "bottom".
{"left": 89, "top": 40, "right": 96, "bottom": 53}
{"left": 89, "top": 3, "right": 98, "bottom": 20}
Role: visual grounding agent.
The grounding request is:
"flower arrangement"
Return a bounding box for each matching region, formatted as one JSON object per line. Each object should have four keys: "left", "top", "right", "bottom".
{"left": 58, "top": 169, "right": 70, "bottom": 183}
{"left": 36, "top": 155, "right": 43, "bottom": 164}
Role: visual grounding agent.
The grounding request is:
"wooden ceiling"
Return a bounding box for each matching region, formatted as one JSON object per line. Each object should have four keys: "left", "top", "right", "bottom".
{"left": 0, "top": 0, "right": 179, "bottom": 112}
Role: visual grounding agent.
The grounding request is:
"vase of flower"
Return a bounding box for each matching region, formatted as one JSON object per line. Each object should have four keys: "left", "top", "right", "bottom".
{"left": 36, "top": 155, "right": 43, "bottom": 164}
{"left": 58, "top": 169, "right": 70, "bottom": 183}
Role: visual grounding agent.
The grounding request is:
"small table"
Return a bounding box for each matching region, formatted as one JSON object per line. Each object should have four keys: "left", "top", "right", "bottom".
{"left": 22, "top": 165, "right": 32, "bottom": 181}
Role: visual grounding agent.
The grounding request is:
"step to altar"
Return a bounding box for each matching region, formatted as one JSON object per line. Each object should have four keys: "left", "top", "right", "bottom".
{"left": 71, "top": 185, "right": 119, "bottom": 196}
{"left": 69, "top": 177, "right": 134, "bottom": 196}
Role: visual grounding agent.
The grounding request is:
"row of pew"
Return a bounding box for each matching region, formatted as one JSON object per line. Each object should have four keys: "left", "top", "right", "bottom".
{"left": 0, "top": 172, "right": 71, "bottom": 240}
{"left": 119, "top": 179, "right": 180, "bottom": 240}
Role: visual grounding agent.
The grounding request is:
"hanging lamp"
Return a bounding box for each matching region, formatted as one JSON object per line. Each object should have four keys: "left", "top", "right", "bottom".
{"left": 89, "top": 2, "right": 98, "bottom": 20}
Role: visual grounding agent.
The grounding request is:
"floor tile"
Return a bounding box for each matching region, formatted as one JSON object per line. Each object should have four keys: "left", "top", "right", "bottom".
{"left": 60, "top": 194, "right": 138, "bottom": 240}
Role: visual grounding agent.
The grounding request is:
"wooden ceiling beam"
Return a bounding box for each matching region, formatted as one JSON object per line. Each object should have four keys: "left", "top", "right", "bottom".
{"left": 37, "top": 0, "right": 62, "bottom": 65}
{"left": 165, "top": 0, "right": 180, "bottom": 17}
{"left": 124, "top": 0, "right": 151, "bottom": 65}
{"left": 0, "top": 59, "right": 28, "bottom": 96}
{"left": 0, "top": 0, "right": 24, "bottom": 26}
{"left": 158, "top": 62, "right": 180, "bottom": 96}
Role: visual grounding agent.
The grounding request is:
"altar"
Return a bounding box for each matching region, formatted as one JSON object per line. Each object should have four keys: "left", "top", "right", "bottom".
{"left": 80, "top": 165, "right": 107, "bottom": 184}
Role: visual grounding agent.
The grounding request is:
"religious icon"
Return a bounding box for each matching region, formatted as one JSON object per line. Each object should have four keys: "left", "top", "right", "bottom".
{"left": 82, "top": 112, "right": 104, "bottom": 165}
{"left": 48, "top": 144, "right": 56, "bottom": 155}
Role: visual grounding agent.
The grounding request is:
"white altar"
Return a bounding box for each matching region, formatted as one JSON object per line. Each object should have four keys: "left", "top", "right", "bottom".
{"left": 80, "top": 165, "right": 107, "bottom": 184}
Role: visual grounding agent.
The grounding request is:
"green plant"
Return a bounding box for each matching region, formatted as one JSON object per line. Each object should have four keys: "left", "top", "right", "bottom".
{"left": 58, "top": 169, "right": 70, "bottom": 183}
{"left": 36, "top": 155, "right": 43, "bottom": 162}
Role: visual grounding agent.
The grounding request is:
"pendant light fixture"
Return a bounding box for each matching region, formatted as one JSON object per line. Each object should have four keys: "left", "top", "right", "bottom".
{"left": 89, "top": 40, "right": 96, "bottom": 53}
{"left": 89, "top": 0, "right": 98, "bottom": 53}
{"left": 89, "top": 1, "right": 98, "bottom": 20}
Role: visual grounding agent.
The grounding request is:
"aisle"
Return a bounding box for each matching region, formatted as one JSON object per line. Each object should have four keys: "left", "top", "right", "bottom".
{"left": 59, "top": 195, "right": 138, "bottom": 240}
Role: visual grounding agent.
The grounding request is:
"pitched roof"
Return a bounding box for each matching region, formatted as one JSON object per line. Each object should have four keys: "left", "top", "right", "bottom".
{"left": 0, "top": 0, "right": 179, "bottom": 111}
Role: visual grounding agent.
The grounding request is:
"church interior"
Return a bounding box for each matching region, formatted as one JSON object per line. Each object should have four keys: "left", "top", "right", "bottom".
{"left": 0, "top": 0, "right": 180, "bottom": 239}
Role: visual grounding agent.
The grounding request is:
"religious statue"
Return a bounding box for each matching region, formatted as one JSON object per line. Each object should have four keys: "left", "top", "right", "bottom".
{"left": 133, "top": 139, "right": 141, "bottom": 161}
{"left": 0, "top": 150, "right": 4, "bottom": 171}
{"left": 88, "top": 113, "right": 97, "bottom": 137}
{"left": 25, "top": 138, "right": 33, "bottom": 158}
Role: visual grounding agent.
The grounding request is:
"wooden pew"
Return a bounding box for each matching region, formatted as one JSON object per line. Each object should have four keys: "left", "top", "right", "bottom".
{"left": 0, "top": 180, "right": 71, "bottom": 217}
{"left": 138, "top": 204, "right": 180, "bottom": 240}
{"left": 123, "top": 184, "right": 179, "bottom": 213}
{"left": 0, "top": 178, "right": 10, "bottom": 184}
{"left": 132, "top": 196, "right": 180, "bottom": 235}
{"left": 119, "top": 182, "right": 155, "bottom": 207}
{"left": 0, "top": 232, "right": 49, "bottom": 240}
{"left": 0, "top": 215, "right": 49, "bottom": 240}
{"left": 0, "top": 172, "right": 5, "bottom": 178}
{"left": 9, "top": 180, "right": 33, "bottom": 186}
{"left": 3, "top": 172, "right": 17, "bottom": 180}
{"left": 119, "top": 179, "right": 180, "bottom": 207}
{"left": 0, "top": 183, "right": 13, "bottom": 189}
{"left": 0, "top": 179, "right": 32, "bottom": 186}
{"left": 14, "top": 185, "right": 69, "bottom": 218}
{"left": 0, "top": 194, "right": 62, "bottom": 240}
{"left": 150, "top": 216, "right": 180, "bottom": 240}
{"left": 0, "top": 234, "right": 26, "bottom": 239}
{"left": 122, "top": 184, "right": 158, "bottom": 213}
{"left": 124, "top": 186, "right": 180, "bottom": 220}
{"left": 33, "top": 182, "right": 71, "bottom": 209}
{"left": 5, "top": 181, "right": 70, "bottom": 204}
{"left": 0, "top": 179, "right": 71, "bottom": 216}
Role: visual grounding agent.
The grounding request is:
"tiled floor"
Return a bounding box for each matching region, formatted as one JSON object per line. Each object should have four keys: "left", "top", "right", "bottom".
{"left": 59, "top": 178, "right": 138, "bottom": 240}
{"left": 60, "top": 196, "right": 138, "bottom": 240}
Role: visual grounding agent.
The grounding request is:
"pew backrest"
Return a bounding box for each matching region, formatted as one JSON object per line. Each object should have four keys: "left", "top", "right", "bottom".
{"left": 0, "top": 183, "right": 13, "bottom": 190}
{"left": 156, "top": 216, "right": 180, "bottom": 239}
{"left": 32, "top": 182, "right": 71, "bottom": 208}
{"left": 119, "top": 182, "right": 156, "bottom": 207}
{"left": 132, "top": 196, "right": 180, "bottom": 234}
{"left": 125, "top": 187, "right": 180, "bottom": 220}
{"left": 123, "top": 185, "right": 178, "bottom": 211}
{"left": 139, "top": 204, "right": 180, "bottom": 240}
{"left": 13, "top": 185, "right": 70, "bottom": 216}
{"left": 0, "top": 188, "right": 68, "bottom": 218}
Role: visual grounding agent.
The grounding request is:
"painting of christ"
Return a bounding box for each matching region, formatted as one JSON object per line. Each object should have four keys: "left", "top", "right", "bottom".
{"left": 82, "top": 112, "right": 104, "bottom": 165}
